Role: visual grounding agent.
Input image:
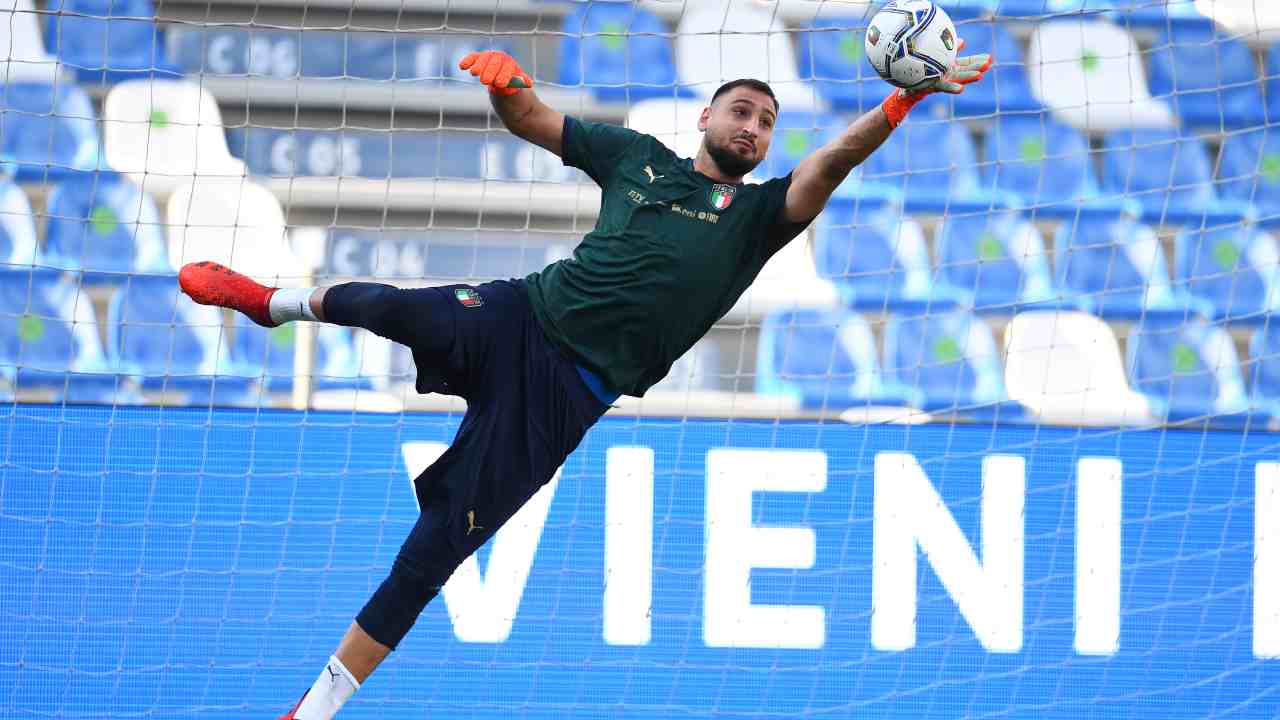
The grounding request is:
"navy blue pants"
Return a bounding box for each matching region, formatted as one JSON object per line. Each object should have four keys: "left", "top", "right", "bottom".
{"left": 321, "top": 279, "right": 609, "bottom": 649}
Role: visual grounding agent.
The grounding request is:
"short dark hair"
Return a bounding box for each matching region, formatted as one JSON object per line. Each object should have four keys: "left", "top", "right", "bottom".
{"left": 710, "top": 79, "right": 780, "bottom": 113}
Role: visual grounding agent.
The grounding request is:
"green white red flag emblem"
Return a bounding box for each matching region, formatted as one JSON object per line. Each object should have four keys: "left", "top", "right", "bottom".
{"left": 454, "top": 287, "right": 483, "bottom": 307}
{"left": 709, "top": 184, "right": 736, "bottom": 210}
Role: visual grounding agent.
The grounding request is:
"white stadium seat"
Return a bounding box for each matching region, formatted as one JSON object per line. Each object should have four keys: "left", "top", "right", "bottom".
{"left": 1003, "top": 310, "right": 1156, "bottom": 426}
{"left": 166, "top": 178, "right": 302, "bottom": 286}
{"left": 1027, "top": 19, "right": 1175, "bottom": 131}
{"left": 103, "top": 79, "right": 248, "bottom": 196}
{"left": 0, "top": 0, "right": 60, "bottom": 83}
{"left": 676, "top": 0, "right": 822, "bottom": 112}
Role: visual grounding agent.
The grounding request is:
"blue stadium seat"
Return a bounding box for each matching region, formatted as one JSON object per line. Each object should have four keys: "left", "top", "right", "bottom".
{"left": 936, "top": 208, "right": 1064, "bottom": 313}
{"left": 756, "top": 307, "right": 917, "bottom": 409}
{"left": 0, "top": 268, "right": 134, "bottom": 402}
{"left": 1174, "top": 224, "right": 1280, "bottom": 325}
{"left": 1108, "top": 0, "right": 1212, "bottom": 29}
{"left": 43, "top": 176, "right": 170, "bottom": 281}
{"left": 43, "top": 0, "right": 181, "bottom": 83}
{"left": 858, "top": 117, "right": 1012, "bottom": 213}
{"left": 796, "top": 16, "right": 885, "bottom": 114}
{"left": 232, "top": 314, "right": 373, "bottom": 392}
{"left": 1217, "top": 127, "right": 1280, "bottom": 226}
{"left": 982, "top": 112, "right": 1118, "bottom": 218}
{"left": 758, "top": 110, "right": 846, "bottom": 180}
{"left": 1269, "top": 45, "right": 1280, "bottom": 126}
{"left": 0, "top": 83, "right": 105, "bottom": 183}
{"left": 1100, "top": 128, "right": 1247, "bottom": 226}
{"left": 1054, "top": 208, "right": 1209, "bottom": 321}
{"left": 986, "top": 0, "right": 1113, "bottom": 18}
{"left": 1147, "top": 26, "right": 1266, "bottom": 129}
{"left": 882, "top": 310, "right": 1023, "bottom": 418}
{"left": 1127, "top": 318, "right": 1265, "bottom": 427}
{"left": 558, "top": 2, "right": 688, "bottom": 102}
{"left": 813, "top": 189, "right": 962, "bottom": 312}
{"left": 0, "top": 178, "right": 38, "bottom": 267}
{"left": 918, "top": 18, "right": 1040, "bottom": 119}
{"left": 107, "top": 275, "right": 257, "bottom": 406}
{"left": 1247, "top": 324, "right": 1280, "bottom": 405}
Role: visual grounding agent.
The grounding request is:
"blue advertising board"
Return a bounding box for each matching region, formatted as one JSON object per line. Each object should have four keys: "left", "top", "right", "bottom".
{"left": 2, "top": 405, "right": 1279, "bottom": 718}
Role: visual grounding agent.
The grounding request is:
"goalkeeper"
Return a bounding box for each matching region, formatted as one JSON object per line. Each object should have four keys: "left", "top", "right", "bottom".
{"left": 179, "top": 46, "right": 989, "bottom": 719}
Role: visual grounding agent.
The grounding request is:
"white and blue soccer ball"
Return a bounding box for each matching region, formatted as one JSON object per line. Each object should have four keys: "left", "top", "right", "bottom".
{"left": 864, "top": 0, "right": 959, "bottom": 91}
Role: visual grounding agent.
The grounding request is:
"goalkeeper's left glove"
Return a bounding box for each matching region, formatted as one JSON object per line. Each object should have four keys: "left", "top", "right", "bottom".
{"left": 881, "top": 39, "right": 992, "bottom": 129}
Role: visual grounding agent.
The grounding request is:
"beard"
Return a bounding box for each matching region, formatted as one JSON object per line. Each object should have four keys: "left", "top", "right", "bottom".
{"left": 704, "top": 135, "right": 761, "bottom": 178}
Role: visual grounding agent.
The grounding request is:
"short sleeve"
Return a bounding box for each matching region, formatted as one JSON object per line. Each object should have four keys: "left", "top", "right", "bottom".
{"left": 757, "top": 173, "right": 813, "bottom": 256}
{"left": 561, "top": 116, "right": 643, "bottom": 187}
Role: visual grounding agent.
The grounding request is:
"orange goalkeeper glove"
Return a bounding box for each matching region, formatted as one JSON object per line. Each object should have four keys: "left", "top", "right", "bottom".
{"left": 881, "top": 39, "right": 992, "bottom": 129}
{"left": 459, "top": 50, "right": 532, "bottom": 96}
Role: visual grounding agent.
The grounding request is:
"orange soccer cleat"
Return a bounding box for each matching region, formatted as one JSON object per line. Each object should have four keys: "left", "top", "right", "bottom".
{"left": 178, "top": 260, "right": 279, "bottom": 328}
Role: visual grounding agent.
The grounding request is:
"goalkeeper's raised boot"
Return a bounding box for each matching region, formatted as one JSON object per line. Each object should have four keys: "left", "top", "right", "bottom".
{"left": 178, "top": 260, "right": 279, "bottom": 328}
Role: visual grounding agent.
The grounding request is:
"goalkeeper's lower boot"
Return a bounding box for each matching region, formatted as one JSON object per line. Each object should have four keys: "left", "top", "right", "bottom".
{"left": 278, "top": 691, "right": 308, "bottom": 719}
{"left": 178, "top": 261, "right": 279, "bottom": 328}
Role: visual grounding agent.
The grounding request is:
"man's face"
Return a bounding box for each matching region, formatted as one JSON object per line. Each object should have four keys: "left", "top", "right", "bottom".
{"left": 698, "top": 86, "right": 777, "bottom": 178}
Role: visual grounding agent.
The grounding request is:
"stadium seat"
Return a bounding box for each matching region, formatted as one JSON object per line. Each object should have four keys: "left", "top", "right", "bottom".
{"left": 982, "top": 112, "right": 1117, "bottom": 218}
{"left": 1108, "top": 0, "right": 1212, "bottom": 30}
{"left": 0, "top": 267, "right": 135, "bottom": 402}
{"left": 102, "top": 79, "right": 248, "bottom": 196}
{"left": 1147, "top": 26, "right": 1266, "bottom": 129}
{"left": 1247, "top": 324, "right": 1280, "bottom": 405}
{"left": 795, "top": 16, "right": 886, "bottom": 114}
{"left": 1003, "top": 310, "right": 1156, "bottom": 426}
{"left": 882, "top": 310, "right": 1022, "bottom": 418}
{"left": 165, "top": 178, "right": 300, "bottom": 285}
{"left": 0, "top": 0, "right": 60, "bottom": 83}
{"left": 1174, "top": 225, "right": 1280, "bottom": 325}
{"left": 1217, "top": 127, "right": 1280, "bottom": 226}
{"left": 232, "top": 314, "right": 373, "bottom": 393}
{"left": 986, "top": 0, "right": 1114, "bottom": 18}
{"left": 917, "top": 18, "right": 1041, "bottom": 119}
{"left": 755, "top": 307, "right": 918, "bottom": 410}
{"left": 1127, "top": 318, "right": 1265, "bottom": 427}
{"left": 858, "top": 116, "right": 1011, "bottom": 214}
{"left": 675, "top": 0, "right": 821, "bottom": 111}
{"left": 43, "top": 176, "right": 171, "bottom": 281}
{"left": 813, "top": 189, "right": 962, "bottom": 313}
{"left": 43, "top": 0, "right": 182, "bottom": 84}
{"left": 0, "top": 178, "right": 38, "bottom": 266}
{"left": 1100, "top": 128, "right": 1247, "bottom": 226}
{"left": 0, "top": 82, "right": 105, "bottom": 183}
{"left": 1054, "top": 208, "right": 1209, "bottom": 321}
{"left": 727, "top": 227, "right": 840, "bottom": 320}
{"left": 1268, "top": 45, "right": 1280, "bottom": 126}
{"left": 1026, "top": 18, "right": 1175, "bottom": 131}
{"left": 936, "top": 207, "right": 1064, "bottom": 313}
{"left": 558, "top": 2, "right": 688, "bottom": 102}
{"left": 107, "top": 274, "right": 257, "bottom": 406}
{"left": 625, "top": 97, "right": 709, "bottom": 160}
{"left": 757, "top": 110, "right": 846, "bottom": 181}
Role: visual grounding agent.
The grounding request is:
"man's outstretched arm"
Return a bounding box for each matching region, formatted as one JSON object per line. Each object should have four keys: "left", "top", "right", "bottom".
{"left": 782, "top": 46, "right": 992, "bottom": 224}
{"left": 460, "top": 51, "right": 566, "bottom": 157}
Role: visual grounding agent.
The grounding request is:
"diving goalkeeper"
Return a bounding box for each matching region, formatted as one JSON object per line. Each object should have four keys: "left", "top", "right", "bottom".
{"left": 178, "top": 47, "right": 989, "bottom": 719}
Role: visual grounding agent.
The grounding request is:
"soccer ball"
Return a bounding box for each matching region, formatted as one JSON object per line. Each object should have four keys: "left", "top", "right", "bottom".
{"left": 864, "top": 0, "right": 958, "bottom": 91}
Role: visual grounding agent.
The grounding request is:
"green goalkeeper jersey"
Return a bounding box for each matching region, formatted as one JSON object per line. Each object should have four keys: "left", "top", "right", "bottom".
{"left": 525, "top": 116, "right": 812, "bottom": 397}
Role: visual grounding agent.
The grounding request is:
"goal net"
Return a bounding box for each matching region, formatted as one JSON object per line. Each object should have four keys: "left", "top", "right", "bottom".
{"left": 3, "top": 0, "right": 1280, "bottom": 717}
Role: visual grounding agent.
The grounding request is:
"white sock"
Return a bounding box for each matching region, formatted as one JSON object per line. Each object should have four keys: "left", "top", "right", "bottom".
{"left": 269, "top": 287, "right": 319, "bottom": 325}
{"left": 293, "top": 655, "right": 360, "bottom": 719}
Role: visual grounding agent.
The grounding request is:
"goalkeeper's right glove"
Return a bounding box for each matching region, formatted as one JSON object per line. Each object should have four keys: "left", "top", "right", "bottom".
{"left": 459, "top": 50, "right": 532, "bottom": 96}
{"left": 881, "top": 40, "right": 992, "bottom": 129}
